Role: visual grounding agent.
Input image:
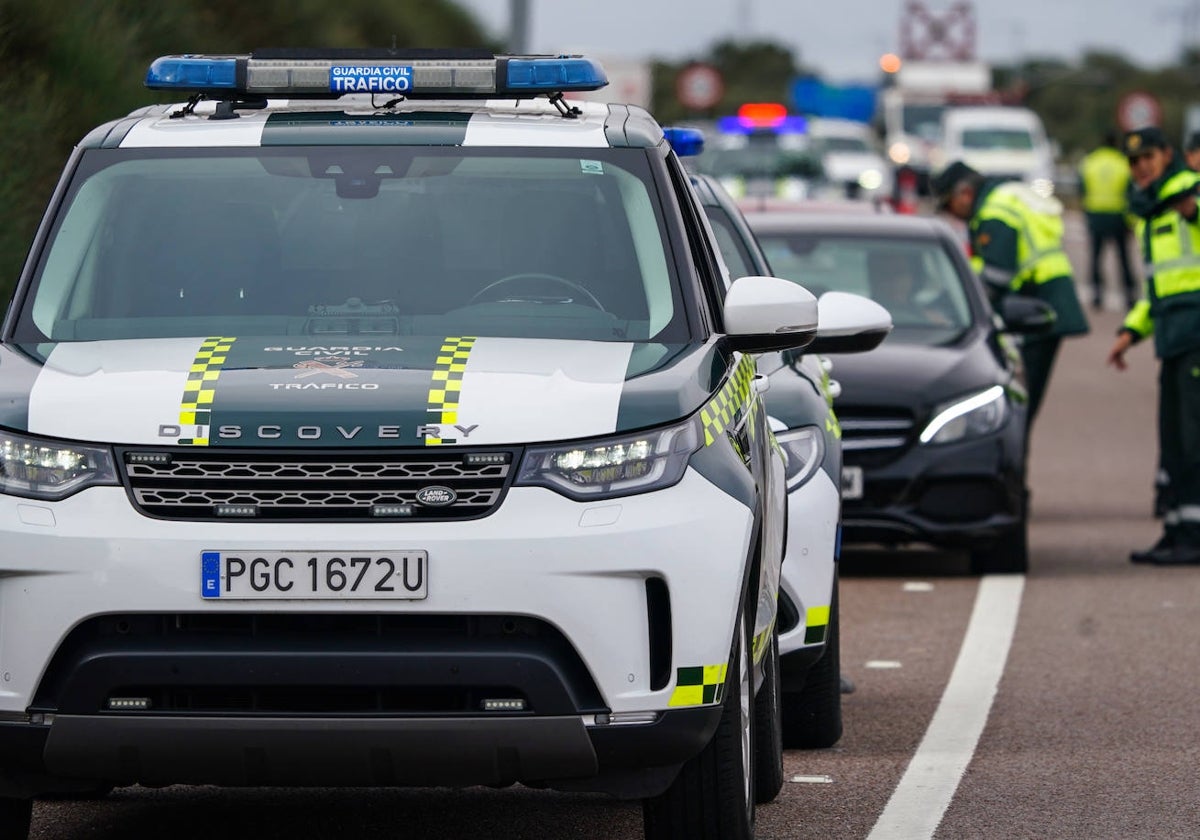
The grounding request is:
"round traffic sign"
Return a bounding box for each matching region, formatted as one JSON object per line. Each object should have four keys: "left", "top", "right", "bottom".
{"left": 676, "top": 64, "right": 724, "bottom": 111}
{"left": 1117, "top": 91, "right": 1163, "bottom": 131}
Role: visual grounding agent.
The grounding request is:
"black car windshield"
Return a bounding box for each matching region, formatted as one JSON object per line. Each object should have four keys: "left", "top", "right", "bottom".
{"left": 754, "top": 232, "right": 973, "bottom": 343}
{"left": 16, "top": 146, "right": 684, "bottom": 344}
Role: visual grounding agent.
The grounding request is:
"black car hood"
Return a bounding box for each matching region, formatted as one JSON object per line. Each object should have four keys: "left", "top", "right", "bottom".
{"left": 826, "top": 331, "right": 1006, "bottom": 412}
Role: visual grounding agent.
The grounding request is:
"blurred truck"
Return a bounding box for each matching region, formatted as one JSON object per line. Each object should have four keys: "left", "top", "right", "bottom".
{"left": 879, "top": 60, "right": 992, "bottom": 192}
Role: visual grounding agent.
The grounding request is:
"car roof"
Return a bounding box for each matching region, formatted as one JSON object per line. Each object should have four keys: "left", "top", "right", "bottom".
{"left": 83, "top": 96, "right": 666, "bottom": 151}
{"left": 742, "top": 210, "right": 957, "bottom": 241}
{"left": 941, "top": 106, "right": 1041, "bottom": 127}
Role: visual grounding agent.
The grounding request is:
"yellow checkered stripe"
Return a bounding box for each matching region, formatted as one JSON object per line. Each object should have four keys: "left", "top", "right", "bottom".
{"left": 425, "top": 336, "right": 476, "bottom": 446}
{"left": 700, "top": 355, "right": 755, "bottom": 447}
{"left": 668, "top": 664, "right": 729, "bottom": 707}
{"left": 178, "top": 337, "right": 236, "bottom": 446}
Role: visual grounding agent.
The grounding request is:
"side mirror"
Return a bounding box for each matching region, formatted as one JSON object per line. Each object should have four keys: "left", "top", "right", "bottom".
{"left": 804, "top": 291, "right": 894, "bottom": 354}
{"left": 724, "top": 276, "right": 819, "bottom": 353}
{"left": 1000, "top": 295, "right": 1056, "bottom": 335}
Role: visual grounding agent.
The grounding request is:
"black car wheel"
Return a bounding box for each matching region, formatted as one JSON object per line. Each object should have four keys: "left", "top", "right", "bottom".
{"left": 782, "top": 583, "right": 844, "bottom": 749}
{"left": 644, "top": 605, "right": 756, "bottom": 840}
{"left": 0, "top": 797, "right": 32, "bottom": 839}
{"left": 753, "top": 627, "right": 784, "bottom": 804}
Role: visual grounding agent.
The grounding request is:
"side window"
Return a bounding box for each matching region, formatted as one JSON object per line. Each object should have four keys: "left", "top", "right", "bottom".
{"left": 702, "top": 207, "right": 757, "bottom": 281}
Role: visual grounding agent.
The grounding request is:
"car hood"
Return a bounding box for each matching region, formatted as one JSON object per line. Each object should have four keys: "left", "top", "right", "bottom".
{"left": 823, "top": 333, "right": 1003, "bottom": 411}
{"left": 958, "top": 149, "right": 1050, "bottom": 177}
{"left": 0, "top": 336, "right": 727, "bottom": 447}
{"left": 821, "top": 152, "right": 887, "bottom": 181}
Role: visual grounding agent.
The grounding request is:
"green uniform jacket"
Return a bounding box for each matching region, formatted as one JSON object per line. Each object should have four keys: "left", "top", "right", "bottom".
{"left": 1122, "top": 165, "right": 1200, "bottom": 359}
{"left": 969, "top": 179, "right": 1090, "bottom": 337}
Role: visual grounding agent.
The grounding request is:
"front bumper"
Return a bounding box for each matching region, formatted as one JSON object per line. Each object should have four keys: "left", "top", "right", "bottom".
{"left": 0, "top": 468, "right": 752, "bottom": 796}
{"left": 778, "top": 469, "right": 839, "bottom": 666}
{"left": 841, "top": 425, "right": 1025, "bottom": 548}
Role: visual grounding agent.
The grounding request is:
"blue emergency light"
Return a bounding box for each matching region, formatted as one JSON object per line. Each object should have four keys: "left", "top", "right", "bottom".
{"left": 663, "top": 127, "right": 705, "bottom": 157}
{"left": 145, "top": 50, "right": 608, "bottom": 99}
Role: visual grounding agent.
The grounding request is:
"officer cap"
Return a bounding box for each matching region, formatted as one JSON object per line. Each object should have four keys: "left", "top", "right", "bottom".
{"left": 1123, "top": 126, "right": 1169, "bottom": 159}
{"left": 930, "top": 160, "right": 982, "bottom": 204}
{"left": 1186, "top": 131, "right": 1200, "bottom": 152}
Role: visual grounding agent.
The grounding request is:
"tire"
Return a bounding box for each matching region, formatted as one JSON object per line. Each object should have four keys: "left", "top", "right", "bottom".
{"left": 782, "top": 583, "right": 843, "bottom": 749}
{"left": 753, "top": 628, "right": 784, "bottom": 804}
{"left": 0, "top": 797, "right": 32, "bottom": 839}
{"left": 644, "top": 607, "right": 755, "bottom": 840}
{"left": 972, "top": 485, "right": 1030, "bottom": 575}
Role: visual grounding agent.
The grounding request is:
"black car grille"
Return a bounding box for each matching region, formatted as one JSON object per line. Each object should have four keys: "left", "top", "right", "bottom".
{"left": 119, "top": 448, "right": 518, "bottom": 521}
{"left": 838, "top": 410, "right": 915, "bottom": 451}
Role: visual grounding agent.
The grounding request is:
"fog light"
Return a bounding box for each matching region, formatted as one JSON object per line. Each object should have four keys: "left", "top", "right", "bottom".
{"left": 481, "top": 698, "right": 526, "bottom": 711}
{"left": 108, "top": 697, "right": 151, "bottom": 710}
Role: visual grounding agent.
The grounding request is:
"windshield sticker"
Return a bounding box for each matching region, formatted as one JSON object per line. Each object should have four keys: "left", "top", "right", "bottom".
{"left": 580, "top": 159, "right": 604, "bottom": 175}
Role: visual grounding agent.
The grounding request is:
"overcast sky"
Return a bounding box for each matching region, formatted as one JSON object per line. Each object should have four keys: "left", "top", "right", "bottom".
{"left": 455, "top": 0, "right": 1194, "bottom": 82}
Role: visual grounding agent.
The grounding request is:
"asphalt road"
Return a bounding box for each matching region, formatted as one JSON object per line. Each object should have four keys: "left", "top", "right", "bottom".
{"left": 31, "top": 212, "right": 1200, "bottom": 839}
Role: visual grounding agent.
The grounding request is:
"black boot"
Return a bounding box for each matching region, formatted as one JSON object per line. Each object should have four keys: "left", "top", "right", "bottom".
{"left": 1131, "top": 534, "right": 1173, "bottom": 564}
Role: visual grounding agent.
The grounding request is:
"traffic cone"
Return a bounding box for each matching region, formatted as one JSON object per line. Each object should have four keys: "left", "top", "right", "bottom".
{"left": 895, "top": 166, "right": 918, "bottom": 215}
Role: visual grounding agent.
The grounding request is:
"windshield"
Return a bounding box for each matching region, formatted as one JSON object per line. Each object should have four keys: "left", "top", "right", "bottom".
{"left": 902, "top": 104, "right": 945, "bottom": 139}
{"left": 695, "top": 136, "right": 823, "bottom": 180}
{"left": 754, "top": 232, "right": 972, "bottom": 343}
{"left": 960, "top": 128, "right": 1035, "bottom": 151}
{"left": 815, "top": 136, "right": 872, "bottom": 154}
{"left": 17, "top": 146, "right": 684, "bottom": 344}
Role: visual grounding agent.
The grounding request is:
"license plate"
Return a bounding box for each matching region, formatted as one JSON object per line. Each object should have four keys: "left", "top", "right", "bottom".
{"left": 841, "top": 466, "right": 864, "bottom": 500}
{"left": 201, "top": 551, "right": 427, "bottom": 600}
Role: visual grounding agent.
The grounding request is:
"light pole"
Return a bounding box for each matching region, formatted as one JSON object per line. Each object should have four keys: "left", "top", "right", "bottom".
{"left": 509, "top": 0, "right": 531, "bottom": 54}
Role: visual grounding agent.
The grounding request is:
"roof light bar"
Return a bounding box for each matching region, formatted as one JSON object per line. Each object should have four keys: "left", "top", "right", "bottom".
{"left": 145, "top": 52, "right": 608, "bottom": 99}
{"left": 663, "top": 127, "right": 705, "bottom": 157}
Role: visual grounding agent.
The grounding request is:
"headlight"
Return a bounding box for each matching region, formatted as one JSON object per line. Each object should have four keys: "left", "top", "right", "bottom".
{"left": 516, "top": 420, "right": 700, "bottom": 501}
{"left": 774, "top": 425, "right": 825, "bottom": 491}
{"left": 857, "top": 168, "right": 884, "bottom": 191}
{"left": 0, "top": 430, "right": 118, "bottom": 500}
{"left": 919, "top": 386, "right": 1007, "bottom": 445}
{"left": 888, "top": 142, "right": 911, "bottom": 165}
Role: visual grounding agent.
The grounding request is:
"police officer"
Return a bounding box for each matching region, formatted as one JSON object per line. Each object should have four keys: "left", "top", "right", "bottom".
{"left": 1107, "top": 126, "right": 1200, "bottom": 565}
{"left": 933, "top": 161, "right": 1090, "bottom": 428}
{"left": 1079, "top": 131, "right": 1137, "bottom": 310}
{"left": 1185, "top": 131, "right": 1200, "bottom": 172}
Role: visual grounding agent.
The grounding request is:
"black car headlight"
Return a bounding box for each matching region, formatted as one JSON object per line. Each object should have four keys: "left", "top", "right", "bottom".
{"left": 774, "top": 425, "right": 825, "bottom": 491}
{"left": 516, "top": 419, "right": 700, "bottom": 501}
{"left": 919, "top": 386, "right": 1007, "bottom": 445}
{"left": 0, "top": 430, "right": 118, "bottom": 500}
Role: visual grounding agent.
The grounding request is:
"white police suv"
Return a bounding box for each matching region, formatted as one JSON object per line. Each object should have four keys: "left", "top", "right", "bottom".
{"left": 0, "top": 50, "right": 821, "bottom": 839}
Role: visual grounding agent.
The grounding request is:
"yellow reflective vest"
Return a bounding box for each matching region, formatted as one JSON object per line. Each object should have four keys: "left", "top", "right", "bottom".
{"left": 1122, "top": 169, "right": 1200, "bottom": 358}
{"left": 1079, "top": 147, "right": 1130, "bottom": 214}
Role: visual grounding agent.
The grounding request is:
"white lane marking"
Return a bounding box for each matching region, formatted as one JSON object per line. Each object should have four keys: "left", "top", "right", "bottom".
{"left": 903, "top": 582, "right": 935, "bottom": 592}
{"left": 865, "top": 660, "right": 903, "bottom": 669}
{"left": 790, "top": 775, "right": 834, "bottom": 784}
{"left": 866, "top": 574, "right": 1025, "bottom": 840}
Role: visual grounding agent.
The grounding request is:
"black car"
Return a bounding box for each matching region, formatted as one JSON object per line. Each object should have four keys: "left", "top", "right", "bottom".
{"left": 743, "top": 211, "right": 1053, "bottom": 573}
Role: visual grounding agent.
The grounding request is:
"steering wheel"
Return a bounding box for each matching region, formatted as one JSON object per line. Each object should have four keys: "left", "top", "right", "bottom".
{"left": 468, "top": 273, "right": 607, "bottom": 312}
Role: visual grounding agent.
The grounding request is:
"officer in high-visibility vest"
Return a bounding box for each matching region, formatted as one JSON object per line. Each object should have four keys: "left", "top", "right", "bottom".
{"left": 1107, "top": 126, "right": 1200, "bottom": 565}
{"left": 1079, "top": 131, "right": 1137, "bottom": 310}
{"left": 933, "top": 161, "right": 1090, "bottom": 428}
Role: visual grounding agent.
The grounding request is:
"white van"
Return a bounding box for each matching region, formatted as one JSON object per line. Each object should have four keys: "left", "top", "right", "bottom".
{"left": 936, "top": 106, "right": 1057, "bottom": 196}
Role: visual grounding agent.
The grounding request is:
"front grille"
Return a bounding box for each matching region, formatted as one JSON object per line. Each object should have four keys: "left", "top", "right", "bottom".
{"left": 34, "top": 613, "right": 606, "bottom": 716}
{"left": 838, "top": 410, "right": 915, "bottom": 452}
{"left": 119, "top": 448, "right": 518, "bottom": 521}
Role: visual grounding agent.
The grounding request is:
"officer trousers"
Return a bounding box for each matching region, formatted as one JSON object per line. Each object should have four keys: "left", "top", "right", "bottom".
{"left": 1159, "top": 347, "right": 1200, "bottom": 547}
{"left": 1085, "top": 213, "right": 1136, "bottom": 307}
{"left": 1020, "top": 335, "right": 1061, "bottom": 429}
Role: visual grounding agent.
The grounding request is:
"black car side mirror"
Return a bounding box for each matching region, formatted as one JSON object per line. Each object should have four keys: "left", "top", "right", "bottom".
{"left": 1000, "top": 296, "right": 1056, "bottom": 335}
